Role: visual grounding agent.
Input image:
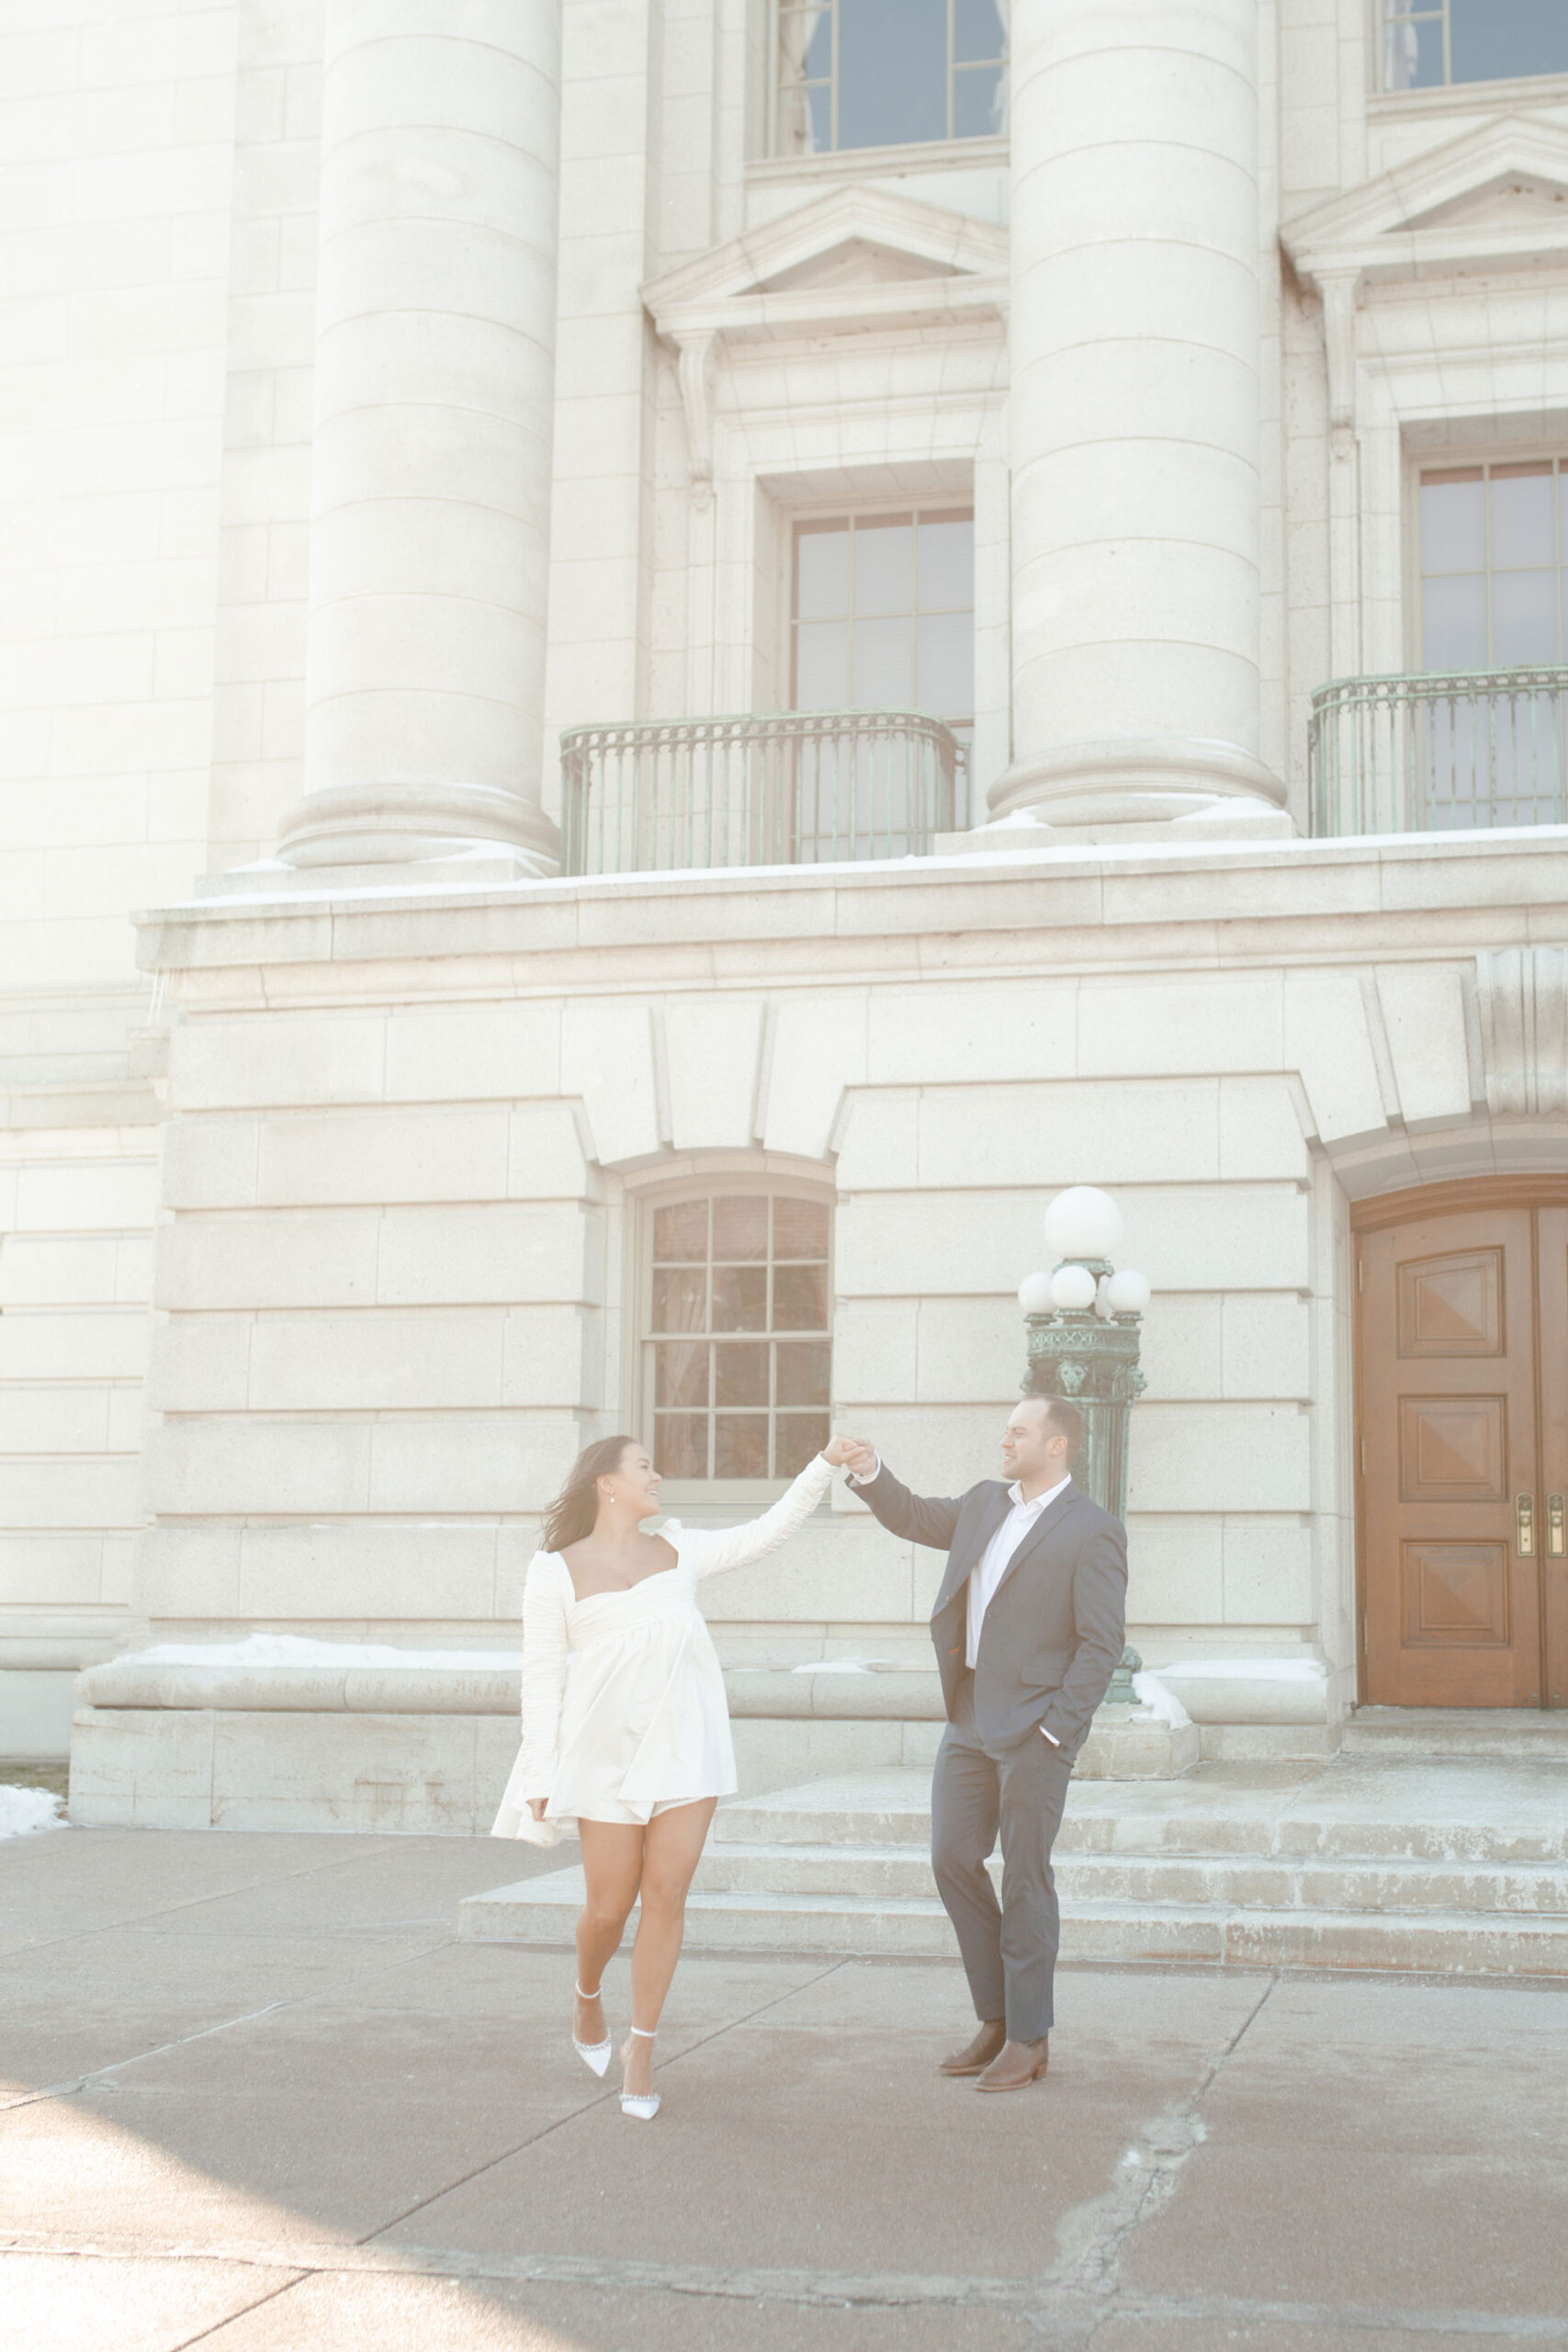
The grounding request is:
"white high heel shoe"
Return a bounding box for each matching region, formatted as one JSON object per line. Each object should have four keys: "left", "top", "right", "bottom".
{"left": 571, "top": 1981, "right": 612, "bottom": 2078}
{"left": 620, "top": 2027, "right": 660, "bottom": 2120}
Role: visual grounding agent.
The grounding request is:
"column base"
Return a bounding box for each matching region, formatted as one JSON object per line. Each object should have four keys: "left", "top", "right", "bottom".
{"left": 936, "top": 804, "right": 1296, "bottom": 856}
{"left": 197, "top": 845, "right": 555, "bottom": 899}
{"left": 987, "top": 735, "right": 1292, "bottom": 832}
{"left": 270, "top": 781, "right": 560, "bottom": 878}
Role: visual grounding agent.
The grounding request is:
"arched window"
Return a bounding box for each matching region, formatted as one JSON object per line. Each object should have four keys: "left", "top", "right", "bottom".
{"left": 643, "top": 1185, "right": 832, "bottom": 1482}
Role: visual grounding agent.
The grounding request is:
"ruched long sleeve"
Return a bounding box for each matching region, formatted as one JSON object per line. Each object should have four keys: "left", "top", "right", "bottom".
{"left": 516, "top": 1549, "right": 570, "bottom": 1798}
{"left": 673, "top": 1453, "right": 833, "bottom": 1580}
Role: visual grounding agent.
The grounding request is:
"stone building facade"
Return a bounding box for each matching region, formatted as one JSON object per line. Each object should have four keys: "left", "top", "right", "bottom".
{"left": 3, "top": 0, "right": 1567, "bottom": 1820}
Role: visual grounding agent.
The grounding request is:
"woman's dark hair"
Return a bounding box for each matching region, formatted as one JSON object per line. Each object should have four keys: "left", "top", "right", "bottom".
{"left": 541, "top": 1435, "right": 639, "bottom": 1553}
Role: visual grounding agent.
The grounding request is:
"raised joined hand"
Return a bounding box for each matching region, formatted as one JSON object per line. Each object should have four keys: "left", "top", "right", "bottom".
{"left": 823, "top": 1433, "right": 877, "bottom": 1477}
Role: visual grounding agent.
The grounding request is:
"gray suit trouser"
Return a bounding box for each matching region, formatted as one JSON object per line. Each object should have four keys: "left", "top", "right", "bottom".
{"left": 930, "top": 1675, "right": 1072, "bottom": 2042}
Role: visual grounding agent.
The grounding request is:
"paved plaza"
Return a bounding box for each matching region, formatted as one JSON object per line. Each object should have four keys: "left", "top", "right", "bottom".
{"left": 2, "top": 1822, "right": 1566, "bottom": 2351}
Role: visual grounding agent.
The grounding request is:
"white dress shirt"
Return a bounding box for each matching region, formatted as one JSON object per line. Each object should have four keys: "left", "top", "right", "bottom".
{"left": 966, "top": 1475, "right": 1071, "bottom": 1668}
{"left": 846, "top": 1455, "right": 1072, "bottom": 1744}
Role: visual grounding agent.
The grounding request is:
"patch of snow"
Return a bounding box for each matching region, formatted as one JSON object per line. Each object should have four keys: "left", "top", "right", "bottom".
{"left": 1154, "top": 1657, "right": 1325, "bottom": 1682}
{"left": 0, "top": 1785, "right": 65, "bottom": 1839}
{"left": 136, "top": 1635, "right": 521, "bottom": 1671}
{"left": 1130, "top": 1672, "right": 1192, "bottom": 1729}
{"left": 789, "top": 1659, "right": 899, "bottom": 1674}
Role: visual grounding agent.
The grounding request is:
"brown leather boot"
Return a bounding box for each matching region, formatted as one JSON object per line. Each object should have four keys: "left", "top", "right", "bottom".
{"left": 937, "top": 2018, "right": 1008, "bottom": 2076}
{"left": 975, "top": 2036, "right": 1049, "bottom": 2091}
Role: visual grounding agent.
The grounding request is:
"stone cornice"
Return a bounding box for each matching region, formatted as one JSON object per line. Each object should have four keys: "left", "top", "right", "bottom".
{"left": 134, "top": 832, "right": 1568, "bottom": 1008}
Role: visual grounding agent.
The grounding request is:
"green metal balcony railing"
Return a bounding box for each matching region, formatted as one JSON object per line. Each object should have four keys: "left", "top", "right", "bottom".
{"left": 1309, "top": 665, "right": 1568, "bottom": 836}
{"left": 558, "top": 709, "right": 962, "bottom": 876}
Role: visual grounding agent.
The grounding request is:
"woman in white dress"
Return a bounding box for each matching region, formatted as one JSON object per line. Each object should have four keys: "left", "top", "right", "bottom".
{"left": 492, "top": 1430, "right": 856, "bottom": 2120}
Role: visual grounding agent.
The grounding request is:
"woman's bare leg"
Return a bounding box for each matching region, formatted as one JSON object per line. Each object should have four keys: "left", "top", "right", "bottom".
{"left": 623, "top": 1797, "right": 716, "bottom": 2096}
{"left": 574, "top": 1819, "right": 645, "bottom": 2049}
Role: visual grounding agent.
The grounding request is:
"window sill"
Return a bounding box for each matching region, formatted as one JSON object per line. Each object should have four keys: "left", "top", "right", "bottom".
{"left": 1368, "top": 71, "right": 1568, "bottom": 120}
{"left": 748, "top": 135, "right": 1008, "bottom": 187}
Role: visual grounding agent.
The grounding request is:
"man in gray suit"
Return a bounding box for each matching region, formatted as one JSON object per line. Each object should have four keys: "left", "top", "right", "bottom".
{"left": 840, "top": 1396, "right": 1127, "bottom": 2091}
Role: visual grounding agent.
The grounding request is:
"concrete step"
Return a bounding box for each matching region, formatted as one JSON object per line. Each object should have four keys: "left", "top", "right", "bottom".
{"left": 714, "top": 1764, "right": 1568, "bottom": 1866}
{"left": 714, "top": 1771, "right": 932, "bottom": 1848}
{"left": 694, "top": 1838, "right": 1568, "bottom": 1916}
{"left": 458, "top": 1865, "right": 1568, "bottom": 1977}
{"left": 460, "top": 1753, "right": 1568, "bottom": 1980}
{"left": 1342, "top": 1709, "right": 1568, "bottom": 1761}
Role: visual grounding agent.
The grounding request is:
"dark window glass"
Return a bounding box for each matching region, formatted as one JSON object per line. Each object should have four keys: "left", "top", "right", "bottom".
{"left": 714, "top": 1266, "right": 768, "bottom": 1332}
{"left": 655, "top": 1413, "right": 707, "bottom": 1478}
{"left": 776, "top": 0, "right": 1008, "bottom": 155}
{"left": 655, "top": 1342, "right": 708, "bottom": 1409}
{"left": 654, "top": 1200, "right": 707, "bottom": 1261}
{"left": 646, "top": 1191, "right": 833, "bottom": 1477}
{"left": 773, "top": 1263, "right": 829, "bottom": 1331}
{"left": 1415, "top": 454, "right": 1568, "bottom": 827}
{"left": 716, "top": 1342, "right": 770, "bottom": 1407}
{"left": 715, "top": 1414, "right": 771, "bottom": 1478}
{"left": 651, "top": 1266, "right": 705, "bottom": 1331}
{"left": 1384, "top": 0, "right": 1568, "bottom": 89}
{"left": 714, "top": 1194, "right": 769, "bottom": 1261}
{"left": 774, "top": 1197, "right": 829, "bottom": 1260}
{"left": 838, "top": 0, "right": 945, "bottom": 148}
{"left": 776, "top": 1413, "right": 831, "bottom": 1476}
{"left": 1420, "top": 459, "right": 1565, "bottom": 671}
{"left": 791, "top": 505, "right": 976, "bottom": 828}
{"left": 776, "top": 1340, "right": 832, "bottom": 1407}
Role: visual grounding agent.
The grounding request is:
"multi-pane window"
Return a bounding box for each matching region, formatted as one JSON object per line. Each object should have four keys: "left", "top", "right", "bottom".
{"left": 777, "top": 0, "right": 1008, "bottom": 156}
{"left": 1383, "top": 0, "right": 1568, "bottom": 90}
{"left": 1420, "top": 461, "right": 1568, "bottom": 670}
{"left": 649, "top": 1193, "right": 831, "bottom": 1481}
{"left": 1414, "top": 460, "right": 1568, "bottom": 828}
{"left": 793, "top": 508, "right": 974, "bottom": 820}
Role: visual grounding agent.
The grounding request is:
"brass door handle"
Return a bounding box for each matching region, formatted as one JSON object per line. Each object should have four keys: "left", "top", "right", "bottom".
{"left": 1517, "top": 1493, "right": 1536, "bottom": 1556}
{"left": 1550, "top": 1494, "right": 1566, "bottom": 1558}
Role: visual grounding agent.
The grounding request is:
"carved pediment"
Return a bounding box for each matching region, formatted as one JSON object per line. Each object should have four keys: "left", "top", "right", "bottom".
{"left": 1404, "top": 170, "right": 1568, "bottom": 232}
{"left": 1285, "top": 115, "right": 1568, "bottom": 287}
{"left": 642, "top": 184, "right": 1008, "bottom": 334}
{"left": 644, "top": 186, "right": 1008, "bottom": 500}
{"left": 757, "top": 234, "right": 967, "bottom": 293}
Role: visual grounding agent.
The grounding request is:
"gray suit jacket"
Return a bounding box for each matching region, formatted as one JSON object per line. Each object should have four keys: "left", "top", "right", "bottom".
{"left": 853, "top": 1465, "right": 1128, "bottom": 1754}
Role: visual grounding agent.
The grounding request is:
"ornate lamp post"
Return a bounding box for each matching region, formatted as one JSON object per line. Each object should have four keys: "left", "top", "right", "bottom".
{"left": 1019, "top": 1187, "right": 1150, "bottom": 1701}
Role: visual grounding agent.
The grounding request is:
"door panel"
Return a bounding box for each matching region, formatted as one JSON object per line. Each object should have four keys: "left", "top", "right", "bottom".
{"left": 1361, "top": 1207, "right": 1541, "bottom": 1706}
{"left": 1540, "top": 1207, "right": 1568, "bottom": 1708}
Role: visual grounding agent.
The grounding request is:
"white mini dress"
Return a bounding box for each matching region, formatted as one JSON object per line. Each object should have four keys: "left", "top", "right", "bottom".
{"left": 491, "top": 1453, "right": 833, "bottom": 1844}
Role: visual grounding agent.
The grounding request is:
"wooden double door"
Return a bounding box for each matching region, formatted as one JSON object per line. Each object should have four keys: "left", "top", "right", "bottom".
{"left": 1357, "top": 1183, "right": 1568, "bottom": 1709}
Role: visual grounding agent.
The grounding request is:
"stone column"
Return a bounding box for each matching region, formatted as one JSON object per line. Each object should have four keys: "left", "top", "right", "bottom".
{"left": 992, "top": 0, "right": 1288, "bottom": 835}
{"left": 277, "top": 0, "right": 562, "bottom": 875}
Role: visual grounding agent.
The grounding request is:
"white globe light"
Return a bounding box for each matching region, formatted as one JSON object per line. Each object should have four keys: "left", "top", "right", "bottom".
{"left": 1048, "top": 1263, "right": 1099, "bottom": 1311}
{"left": 1105, "top": 1268, "right": 1151, "bottom": 1316}
{"left": 1018, "top": 1271, "right": 1055, "bottom": 1315}
{"left": 1043, "top": 1185, "right": 1124, "bottom": 1261}
{"left": 1094, "top": 1273, "right": 1114, "bottom": 1321}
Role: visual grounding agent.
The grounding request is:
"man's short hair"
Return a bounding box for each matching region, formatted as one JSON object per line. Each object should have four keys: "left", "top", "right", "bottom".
{"left": 1032, "top": 1393, "right": 1083, "bottom": 1465}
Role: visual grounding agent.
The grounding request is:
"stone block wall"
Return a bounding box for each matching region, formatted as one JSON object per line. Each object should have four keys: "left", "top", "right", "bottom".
{"left": 0, "top": 1095, "right": 158, "bottom": 1757}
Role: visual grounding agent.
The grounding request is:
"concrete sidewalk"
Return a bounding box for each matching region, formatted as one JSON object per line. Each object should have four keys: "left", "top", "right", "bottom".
{"left": 2, "top": 1823, "right": 1566, "bottom": 2351}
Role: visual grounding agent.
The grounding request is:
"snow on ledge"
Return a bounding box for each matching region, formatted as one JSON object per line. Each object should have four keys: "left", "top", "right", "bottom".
{"left": 0, "top": 1786, "right": 65, "bottom": 1839}
{"left": 1130, "top": 1673, "right": 1193, "bottom": 1729}
{"left": 138, "top": 1635, "right": 521, "bottom": 1671}
{"left": 1154, "top": 1657, "right": 1326, "bottom": 1682}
